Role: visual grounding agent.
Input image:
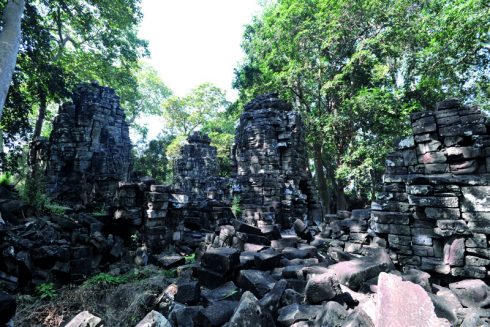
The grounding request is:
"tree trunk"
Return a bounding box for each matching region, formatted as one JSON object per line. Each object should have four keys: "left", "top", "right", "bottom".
{"left": 312, "top": 141, "right": 331, "bottom": 214}
{"left": 336, "top": 182, "right": 348, "bottom": 211}
{"left": 33, "top": 91, "right": 47, "bottom": 140}
{"left": 0, "top": 0, "right": 25, "bottom": 119}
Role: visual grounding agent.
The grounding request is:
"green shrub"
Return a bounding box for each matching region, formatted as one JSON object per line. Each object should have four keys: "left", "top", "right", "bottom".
{"left": 45, "top": 202, "right": 68, "bottom": 215}
{"left": 19, "top": 166, "right": 48, "bottom": 212}
{"left": 0, "top": 172, "right": 13, "bottom": 186}
{"left": 184, "top": 253, "right": 196, "bottom": 264}
{"left": 18, "top": 166, "right": 69, "bottom": 215}
{"left": 36, "top": 282, "right": 57, "bottom": 300}
{"left": 231, "top": 195, "right": 242, "bottom": 217}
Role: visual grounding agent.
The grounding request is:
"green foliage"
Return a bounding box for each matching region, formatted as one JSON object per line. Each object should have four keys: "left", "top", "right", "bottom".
{"left": 83, "top": 273, "right": 133, "bottom": 287}
{"left": 44, "top": 202, "right": 68, "bottom": 215}
{"left": 234, "top": 0, "right": 490, "bottom": 207}
{"left": 161, "top": 269, "right": 177, "bottom": 278}
{"left": 231, "top": 195, "right": 242, "bottom": 217}
{"left": 223, "top": 289, "right": 239, "bottom": 299}
{"left": 184, "top": 253, "right": 196, "bottom": 264}
{"left": 0, "top": 172, "right": 12, "bottom": 186}
{"left": 162, "top": 83, "right": 230, "bottom": 135}
{"left": 1, "top": 0, "right": 151, "bottom": 169}
{"left": 18, "top": 166, "right": 48, "bottom": 212}
{"left": 18, "top": 165, "right": 67, "bottom": 214}
{"left": 202, "top": 108, "right": 238, "bottom": 178}
{"left": 83, "top": 268, "right": 177, "bottom": 288}
{"left": 36, "top": 282, "right": 57, "bottom": 300}
{"left": 133, "top": 135, "right": 174, "bottom": 183}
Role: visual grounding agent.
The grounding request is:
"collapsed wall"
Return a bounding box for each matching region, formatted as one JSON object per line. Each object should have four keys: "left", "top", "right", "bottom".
{"left": 232, "top": 93, "right": 321, "bottom": 229}
{"left": 372, "top": 99, "right": 490, "bottom": 278}
{"left": 45, "top": 82, "right": 132, "bottom": 205}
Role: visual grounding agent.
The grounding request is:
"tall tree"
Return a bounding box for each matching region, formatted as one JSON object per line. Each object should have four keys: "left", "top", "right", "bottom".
{"left": 0, "top": 0, "right": 25, "bottom": 120}
{"left": 162, "top": 83, "right": 233, "bottom": 178}
{"left": 235, "top": 0, "right": 490, "bottom": 211}
{"left": 6, "top": 0, "right": 149, "bottom": 142}
{"left": 163, "top": 83, "right": 230, "bottom": 135}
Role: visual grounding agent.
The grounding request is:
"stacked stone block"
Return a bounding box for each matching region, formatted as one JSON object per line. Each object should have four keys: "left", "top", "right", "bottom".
{"left": 174, "top": 132, "right": 221, "bottom": 200}
{"left": 173, "top": 131, "right": 232, "bottom": 230}
{"left": 113, "top": 182, "right": 143, "bottom": 226}
{"left": 144, "top": 184, "right": 171, "bottom": 249}
{"left": 372, "top": 99, "right": 490, "bottom": 278}
{"left": 232, "top": 93, "right": 321, "bottom": 229}
{"left": 44, "top": 82, "right": 131, "bottom": 205}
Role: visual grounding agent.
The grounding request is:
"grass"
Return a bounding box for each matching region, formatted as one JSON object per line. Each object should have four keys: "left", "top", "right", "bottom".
{"left": 82, "top": 268, "right": 177, "bottom": 288}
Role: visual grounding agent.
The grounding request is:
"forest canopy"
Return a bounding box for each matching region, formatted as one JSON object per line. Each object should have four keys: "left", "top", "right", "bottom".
{"left": 234, "top": 0, "right": 490, "bottom": 212}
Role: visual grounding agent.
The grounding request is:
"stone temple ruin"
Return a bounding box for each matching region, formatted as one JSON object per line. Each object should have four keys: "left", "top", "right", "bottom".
{"left": 232, "top": 93, "right": 321, "bottom": 229}
{"left": 372, "top": 99, "right": 490, "bottom": 279}
{"left": 36, "top": 86, "right": 490, "bottom": 282}
{"left": 40, "top": 88, "right": 320, "bottom": 235}
{"left": 4, "top": 85, "right": 490, "bottom": 326}
{"left": 44, "top": 82, "right": 132, "bottom": 205}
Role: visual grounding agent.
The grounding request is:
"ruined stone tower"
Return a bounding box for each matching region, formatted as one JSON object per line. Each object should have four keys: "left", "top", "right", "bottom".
{"left": 372, "top": 99, "right": 490, "bottom": 278}
{"left": 232, "top": 93, "right": 321, "bottom": 228}
{"left": 45, "top": 82, "right": 132, "bottom": 205}
{"left": 172, "top": 131, "right": 232, "bottom": 229}
{"left": 174, "top": 131, "right": 221, "bottom": 200}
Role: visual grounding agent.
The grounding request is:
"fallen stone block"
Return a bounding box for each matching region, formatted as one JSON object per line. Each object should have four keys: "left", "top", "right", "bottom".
{"left": 175, "top": 281, "right": 201, "bottom": 305}
{"left": 135, "top": 310, "right": 172, "bottom": 327}
{"left": 342, "top": 307, "right": 374, "bottom": 327}
{"left": 168, "top": 304, "right": 202, "bottom": 327}
{"left": 202, "top": 281, "right": 241, "bottom": 303}
{"left": 254, "top": 251, "right": 282, "bottom": 270}
{"left": 282, "top": 247, "right": 316, "bottom": 260}
{"left": 0, "top": 292, "right": 16, "bottom": 326}
{"left": 196, "top": 267, "right": 227, "bottom": 289}
{"left": 199, "top": 300, "right": 238, "bottom": 326}
{"left": 65, "top": 311, "right": 103, "bottom": 327}
{"left": 259, "top": 279, "right": 288, "bottom": 317}
{"left": 154, "top": 254, "right": 185, "bottom": 270}
{"left": 304, "top": 270, "right": 342, "bottom": 304}
{"left": 201, "top": 247, "right": 240, "bottom": 275}
{"left": 281, "top": 288, "right": 304, "bottom": 306}
{"left": 227, "top": 291, "right": 275, "bottom": 327}
{"left": 237, "top": 269, "right": 276, "bottom": 298}
{"left": 328, "top": 249, "right": 394, "bottom": 290}
{"left": 313, "top": 301, "right": 348, "bottom": 327}
{"left": 277, "top": 303, "right": 323, "bottom": 326}
{"left": 375, "top": 273, "right": 449, "bottom": 327}
{"left": 449, "top": 279, "right": 490, "bottom": 308}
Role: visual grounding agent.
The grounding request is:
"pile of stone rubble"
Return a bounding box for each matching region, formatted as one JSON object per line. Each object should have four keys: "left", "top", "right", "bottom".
{"left": 56, "top": 218, "right": 489, "bottom": 326}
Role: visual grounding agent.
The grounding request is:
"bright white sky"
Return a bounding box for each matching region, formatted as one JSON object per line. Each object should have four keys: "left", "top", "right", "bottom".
{"left": 138, "top": 0, "right": 262, "bottom": 100}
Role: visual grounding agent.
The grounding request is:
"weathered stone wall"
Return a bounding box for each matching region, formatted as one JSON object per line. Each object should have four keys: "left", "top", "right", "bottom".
{"left": 173, "top": 131, "right": 232, "bottom": 230}
{"left": 232, "top": 93, "right": 321, "bottom": 229}
{"left": 45, "top": 82, "right": 132, "bottom": 206}
{"left": 173, "top": 132, "right": 218, "bottom": 196}
{"left": 372, "top": 99, "right": 490, "bottom": 278}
